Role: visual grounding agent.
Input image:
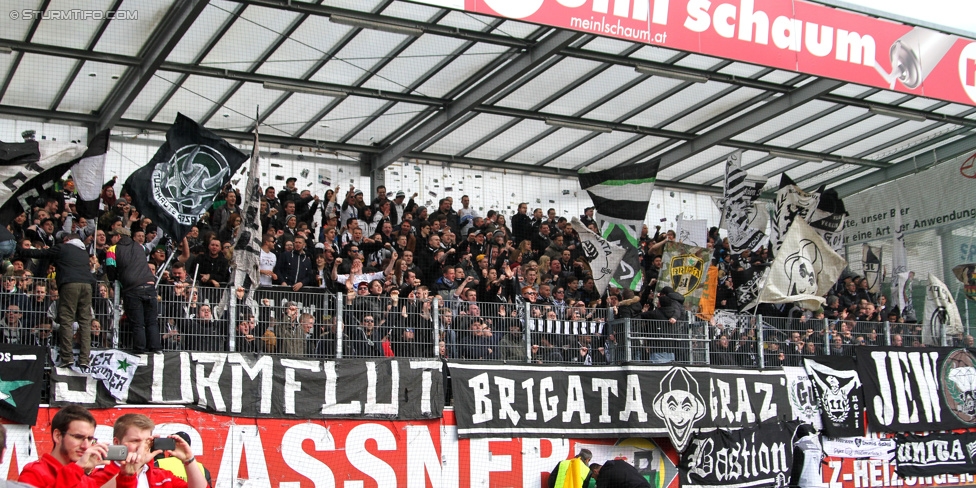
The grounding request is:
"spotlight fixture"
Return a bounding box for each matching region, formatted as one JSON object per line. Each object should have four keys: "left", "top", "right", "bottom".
{"left": 0, "top": 46, "right": 13, "bottom": 54}
{"left": 868, "top": 105, "right": 927, "bottom": 122}
{"left": 262, "top": 81, "right": 347, "bottom": 98}
{"left": 329, "top": 14, "right": 423, "bottom": 36}
{"left": 768, "top": 149, "right": 823, "bottom": 163}
{"left": 544, "top": 118, "right": 612, "bottom": 133}
{"left": 635, "top": 64, "right": 709, "bottom": 83}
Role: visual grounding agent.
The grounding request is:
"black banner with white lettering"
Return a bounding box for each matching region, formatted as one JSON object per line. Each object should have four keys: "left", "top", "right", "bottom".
{"left": 681, "top": 421, "right": 801, "bottom": 487}
{"left": 0, "top": 344, "right": 45, "bottom": 425}
{"left": 447, "top": 362, "right": 791, "bottom": 451}
{"left": 895, "top": 431, "right": 976, "bottom": 477}
{"left": 804, "top": 356, "right": 864, "bottom": 437}
{"left": 50, "top": 352, "right": 443, "bottom": 420}
{"left": 856, "top": 347, "right": 976, "bottom": 432}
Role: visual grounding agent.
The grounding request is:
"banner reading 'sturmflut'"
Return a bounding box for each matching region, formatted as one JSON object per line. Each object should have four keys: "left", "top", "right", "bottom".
{"left": 50, "top": 352, "right": 443, "bottom": 420}
{"left": 578, "top": 160, "right": 659, "bottom": 291}
{"left": 124, "top": 114, "right": 247, "bottom": 241}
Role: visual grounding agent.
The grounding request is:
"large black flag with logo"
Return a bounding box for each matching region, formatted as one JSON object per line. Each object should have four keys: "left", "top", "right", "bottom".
{"left": 804, "top": 356, "right": 864, "bottom": 437}
{"left": 124, "top": 114, "right": 247, "bottom": 241}
{"left": 0, "top": 344, "right": 46, "bottom": 425}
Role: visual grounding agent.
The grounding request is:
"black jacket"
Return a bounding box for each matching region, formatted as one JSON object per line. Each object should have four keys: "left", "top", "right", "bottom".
{"left": 105, "top": 236, "right": 155, "bottom": 292}
{"left": 595, "top": 460, "right": 650, "bottom": 488}
{"left": 20, "top": 240, "right": 96, "bottom": 288}
{"left": 274, "top": 250, "right": 315, "bottom": 286}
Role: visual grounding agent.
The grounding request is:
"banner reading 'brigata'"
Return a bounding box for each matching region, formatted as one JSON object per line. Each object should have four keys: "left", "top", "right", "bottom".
{"left": 407, "top": 0, "right": 976, "bottom": 107}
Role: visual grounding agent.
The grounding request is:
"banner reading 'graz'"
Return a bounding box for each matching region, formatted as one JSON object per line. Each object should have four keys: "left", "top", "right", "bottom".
{"left": 448, "top": 362, "right": 790, "bottom": 452}
{"left": 50, "top": 352, "right": 443, "bottom": 420}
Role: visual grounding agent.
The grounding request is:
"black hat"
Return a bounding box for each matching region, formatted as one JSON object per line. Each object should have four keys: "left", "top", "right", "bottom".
{"left": 660, "top": 286, "right": 674, "bottom": 295}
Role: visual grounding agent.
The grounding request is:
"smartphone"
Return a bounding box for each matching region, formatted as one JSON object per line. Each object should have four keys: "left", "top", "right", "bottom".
{"left": 106, "top": 445, "right": 128, "bottom": 461}
{"left": 151, "top": 437, "right": 176, "bottom": 452}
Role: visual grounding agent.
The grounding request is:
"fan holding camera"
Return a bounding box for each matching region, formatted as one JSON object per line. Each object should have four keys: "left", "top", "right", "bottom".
{"left": 110, "top": 414, "right": 208, "bottom": 488}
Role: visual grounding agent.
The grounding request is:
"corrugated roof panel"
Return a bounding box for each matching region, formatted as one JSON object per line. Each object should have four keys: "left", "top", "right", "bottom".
{"left": 167, "top": 0, "right": 238, "bottom": 64}
{"left": 717, "top": 62, "right": 768, "bottom": 78}
{"left": 152, "top": 75, "right": 237, "bottom": 124}
{"left": 31, "top": 0, "right": 112, "bottom": 48}
{"left": 0, "top": 53, "right": 76, "bottom": 109}
{"left": 0, "top": 0, "right": 44, "bottom": 42}
{"left": 628, "top": 45, "right": 684, "bottom": 63}
{"left": 200, "top": 6, "right": 302, "bottom": 72}
{"left": 120, "top": 71, "right": 181, "bottom": 120}
{"left": 412, "top": 43, "right": 508, "bottom": 98}
{"left": 259, "top": 91, "right": 338, "bottom": 137}
{"left": 380, "top": 0, "right": 441, "bottom": 21}
{"left": 361, "top": 35, "right": 467, "bottom": 93}
{"left": 585, "top": 76, "right": 684, "bottom": 122}
{"left": 256, "top": 15, "right": 348, "bottom": 79}
{"left": 210, "top": 82, "right": 285, "bottom": 131}
{"left": 507, "top": 129, "right": 612, "bottom": 164}
{"left": 585, "top": 136, "right": 674, "bottom": 171}
{"left": 308, "top": 29, "right": 413, "bottom": 87}
{"left": 544, "top": 65, "right": 643, "bottom": 116}
{"left": 467, "top": 119, "right": 549, "bottom": 160}
{"left": 834, "top": 120, "right": 937, "bottom": 157}
{"left": 798, "top": 115, "right": 895, "bottom": 153}
{"left": 94, "top": 0, "right": 176, "bottom": 56}
{"left": 343, "top": 102, "right": 429, "bottom": 145}
{"left": 313, "top": 96, "right": 390, "bottom": 139}
{"left": 424, "top": 113, "right": 513, "bottom": 154}
{"left": 538, "top": 131, "right": 638, "bottom": 166}
{"left": 56, "top": 61, "right": 127, "bottom": 114}
{"left": 624, "top": 81, "right": 729, "bottom": 127}
{"left": 763, "top": 105, "right": 866, "bottom": 148}
{"left": 496, "top": 57, "right": 604, "bottom": 111}
{"left": 658, "top": 145, "right": 731, "bottom": 180}
{"left": 664, "top": 87, "right": 764, "bottom": 132}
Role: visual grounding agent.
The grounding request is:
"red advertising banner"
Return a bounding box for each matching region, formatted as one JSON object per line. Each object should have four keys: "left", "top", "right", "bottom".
{"left": 822, "top": 458, "right": 976, "bottom": 488}
{"left": 410, "top": 0, "right": 976, "bottom": 107}
{"left": 1, "top": 407, "right": 680, "bottom": 488}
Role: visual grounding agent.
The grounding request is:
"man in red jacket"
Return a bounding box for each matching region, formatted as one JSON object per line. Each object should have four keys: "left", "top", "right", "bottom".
{"left": 111, "top": 414, "right": 206, "bottom": 488}
{"left": 17, "top": 406, "right": 129, "bottom": 488}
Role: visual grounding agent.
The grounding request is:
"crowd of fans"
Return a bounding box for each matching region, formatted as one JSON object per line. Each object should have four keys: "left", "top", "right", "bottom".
{"left": 0, "top": 176, "right": 937, "bottom": 367}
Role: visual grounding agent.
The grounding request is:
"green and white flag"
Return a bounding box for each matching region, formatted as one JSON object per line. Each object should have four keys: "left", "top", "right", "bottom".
{"left": 578, "top": 159, "right": 659, "bottom": 291}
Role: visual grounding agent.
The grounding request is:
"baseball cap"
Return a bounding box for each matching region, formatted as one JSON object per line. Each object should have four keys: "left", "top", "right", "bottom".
{"left": 354, "top": 189, "right": 363, "bottom": 196}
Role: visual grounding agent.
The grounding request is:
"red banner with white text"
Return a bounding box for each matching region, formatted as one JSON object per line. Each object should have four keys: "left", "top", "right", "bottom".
{"left": 410, "top": 0, "right": 976, "bottom": 107}
{"left": 1, "top": 408, "right": 680, "bottom": 488}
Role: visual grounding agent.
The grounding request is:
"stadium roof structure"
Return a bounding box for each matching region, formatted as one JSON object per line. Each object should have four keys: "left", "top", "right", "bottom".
{"left": 1, "top": 0, "right": 975, "bottom": 198}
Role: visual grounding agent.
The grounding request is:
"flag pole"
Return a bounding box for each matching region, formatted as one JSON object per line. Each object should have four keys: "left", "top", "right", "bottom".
{"left": 154, "top": 245, "right": 178, "bottom": 287}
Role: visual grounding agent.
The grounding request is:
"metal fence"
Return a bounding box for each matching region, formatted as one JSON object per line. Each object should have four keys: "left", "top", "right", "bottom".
{"left": 2, "top": 277, "right": 956, "bottom": 370}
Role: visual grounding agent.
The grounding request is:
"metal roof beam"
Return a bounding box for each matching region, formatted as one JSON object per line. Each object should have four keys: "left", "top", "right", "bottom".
{"left": 94, "top": 0, "right": 209, "bottom": 133}
{"left": 372, "top": 29, "right": 582, "bottom": 172}
{"left": 222, "top": 0, "right": 531, "bottom": 48}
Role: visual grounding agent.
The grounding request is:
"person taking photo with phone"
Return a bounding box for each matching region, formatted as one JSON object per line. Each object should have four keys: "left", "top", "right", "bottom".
{"left": 110, "top": 414, "right": 206, "bottom": 488}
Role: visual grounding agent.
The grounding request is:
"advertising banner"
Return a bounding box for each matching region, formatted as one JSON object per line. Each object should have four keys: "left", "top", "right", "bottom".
{"left": 822, "top": 457, "right": 976, "bottom": 488}
{"left": 407, "top": 0, "right": 976, "bottom": 107}
{"left": 0, "top": 408, "right": 680, "bottom": 488}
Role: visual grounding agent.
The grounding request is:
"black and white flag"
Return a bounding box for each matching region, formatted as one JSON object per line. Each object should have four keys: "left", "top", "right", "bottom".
{"left": 923, "top": 273, "right": 963, "bottom": 346}
{"left": 579, "top": 160, "right": 659, "bottom": 291}
{"left": 71, "top": 131, "right": 110, "bottom": 220}
{"left": 123, "top": 113, "right": 248, "bottom": 241}
{"left": 216, "top": 126, "right": 263, "bottom": 320}
{"left": 570, "top": 217, "right": 625, "bottom": 294}
{"left": 804, "top": 356, "right": 864, "bottom": 437}
{"left": 681, "top": 421, "right": 801, "bottom": 487}
{"left": 0, "top": 140, "right": 87, "bottom": 222}
{"left": 808, "top": 187, "right": 847, "bottom": 253}
{"left": 675, "top": 213, "right": 708, "bottom": 247}
{"left": 0, "top": 344, "right": 46, "bottom": 425}
{"left": 721, "top": 150, "right": 768, "bottom": 253}
{"left": 771, "top": 174, "right": 820, "bottom": 255}
{"left": 862, "top": 244, "right": 883, "bottom": 294}
{"left": 753, "top": 218, "right": 846, "bottom": 311}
